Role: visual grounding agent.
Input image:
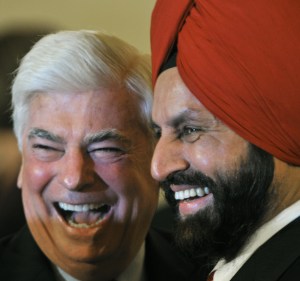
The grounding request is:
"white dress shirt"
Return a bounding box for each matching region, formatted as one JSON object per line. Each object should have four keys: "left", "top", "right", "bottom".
{"left": 213, "top": 200, "right": 300, "bottom": 281}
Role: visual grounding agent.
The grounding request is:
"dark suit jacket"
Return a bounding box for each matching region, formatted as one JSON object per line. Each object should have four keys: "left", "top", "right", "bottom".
{"left": 0, "top": 225, "right": 209, "bottom": 281}
{"left": 231, "top": 217, "right": 300, "bottom": 281}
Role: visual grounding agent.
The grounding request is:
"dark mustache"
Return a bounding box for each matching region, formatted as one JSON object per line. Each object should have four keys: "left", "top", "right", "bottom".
{"left": 159, "top": 169, "right": 216, "bottom": 191}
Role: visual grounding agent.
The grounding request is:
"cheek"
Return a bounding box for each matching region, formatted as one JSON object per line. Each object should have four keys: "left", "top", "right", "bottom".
{"left": 187, "top": 145, "right": 219, "bottom": 174}
{"left": 187, "top": 138, "right": 247, "bottom": 175}
{"left": 21, "top": 161, "right": 54, "bottom": 193}
{"left": 94, "top": 162, "right": 132, "bottom": 191}
{"left": 96, "top": 161, "right": 158, "bottom": 201}
{"left": 103, "top": 165, "right": 140, "bottom": 194}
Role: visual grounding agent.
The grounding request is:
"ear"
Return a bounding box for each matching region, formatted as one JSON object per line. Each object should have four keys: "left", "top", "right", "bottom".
{"left": 17, "top": 163, "right": 24, "bottom": 189}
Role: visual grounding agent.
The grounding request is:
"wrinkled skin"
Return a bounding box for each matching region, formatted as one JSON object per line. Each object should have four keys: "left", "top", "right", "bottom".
{"left": 151, "top": 67, "right": 299, "bottom": 262}
{"left": 18, "top": 88, "right": 158, "bottom": 281}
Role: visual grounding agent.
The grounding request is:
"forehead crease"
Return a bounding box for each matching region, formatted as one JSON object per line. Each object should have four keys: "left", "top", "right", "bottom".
{"left": 166, "top": 108, "right": 214, "bottom": 127}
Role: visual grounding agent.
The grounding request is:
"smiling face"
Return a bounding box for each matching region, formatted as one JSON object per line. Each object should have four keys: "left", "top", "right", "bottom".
{"left": 151, "top": 68, "right": 250, "bottom": 217}
{"left": 151, "top": 68, "right": 277, "bottom": 262}
{"left": 18, "top": 89, "right": 158, "bottom": 280}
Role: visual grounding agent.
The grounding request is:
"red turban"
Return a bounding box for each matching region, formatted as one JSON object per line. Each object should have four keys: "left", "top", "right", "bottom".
{"left": 151, "top": 0, "right": 300, "bottom": 165}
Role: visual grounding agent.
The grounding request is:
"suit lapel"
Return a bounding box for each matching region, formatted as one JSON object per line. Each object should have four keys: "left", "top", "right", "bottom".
{"left": 231, "top": 217, "right": 300, "bottom": 281}
{"left": 0, "top": 226, "right": 55, "bottom": 281}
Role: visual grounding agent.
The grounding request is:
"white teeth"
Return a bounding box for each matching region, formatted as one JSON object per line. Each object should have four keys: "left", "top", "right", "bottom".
{"left": 204, "top": 187, "right": 210, "bottom": 195}
{"left": 190, "top": 189, "right": 196, "bottom": 197}
{"left": 184, "top": 190, "right": 189, "bottom": 198}
{"left": 58, "top": 202, "right": 105, "bottom": 212}
{"left": 174, "top": 187, "right": 210, "bottom": 201}
{"left": 196, "top": 188, "right": 204, "bottom": 197}
{"left": 58, "top": 202, "right": 110, "bottom": 229}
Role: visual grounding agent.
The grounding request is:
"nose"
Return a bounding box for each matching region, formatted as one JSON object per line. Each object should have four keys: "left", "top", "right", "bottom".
{"left": 59, "top": 149, "right": 95, "bottom": 191}
{"left": 151, "top": 136, "right": 189, "bottom": 182}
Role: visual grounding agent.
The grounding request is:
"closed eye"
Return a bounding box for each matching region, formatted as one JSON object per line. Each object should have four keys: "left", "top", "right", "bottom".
{"left": 88, "top": 146, "right": 126, "bottom": 163}
{"left": 33, "top": 144, "right": 58, "bottom": 150}
{"left": 89, "top": 147, "right": 124, "bottom": 153}
{"left": 32, "top": 143, "right": 64, "bottom": 161}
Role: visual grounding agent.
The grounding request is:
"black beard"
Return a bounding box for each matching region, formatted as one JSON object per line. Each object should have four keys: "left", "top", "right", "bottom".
{"left": 160, "top": 144, "right": 275, "bottom": 264}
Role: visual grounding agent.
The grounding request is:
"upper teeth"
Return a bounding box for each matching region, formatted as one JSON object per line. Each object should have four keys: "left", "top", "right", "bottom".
{"left": 58, "top": 202, "right": 105, "bottom": 212}
{"left": 174, "top": 187, "right": 210, "bottom": 200}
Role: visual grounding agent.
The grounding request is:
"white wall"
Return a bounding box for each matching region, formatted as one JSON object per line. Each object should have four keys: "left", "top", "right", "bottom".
{"left": 0, "top": 0, "right": 156, "bottom": 53}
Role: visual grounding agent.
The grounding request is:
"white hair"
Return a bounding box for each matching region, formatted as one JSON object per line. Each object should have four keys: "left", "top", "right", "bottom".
{"left": 12, "top": 30, "right": 153, "bottom": 148}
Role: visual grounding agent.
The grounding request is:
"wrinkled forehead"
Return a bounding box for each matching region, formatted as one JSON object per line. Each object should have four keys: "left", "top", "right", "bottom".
{"left": 153, "top": 68, "right": 218, "bottom": 126}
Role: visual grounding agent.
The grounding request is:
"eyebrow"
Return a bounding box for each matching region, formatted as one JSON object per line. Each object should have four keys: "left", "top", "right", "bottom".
{"left": 169, "top": 109, "right": 210, "bottom": 128}
{"left": 28, "top": 128, "right": 132, "bottom": 147}
{"left": 83, "top": 129, "right": 132, "bottom": 147}
{"left": 28, "top": 128, "right": 65, "bottom": 144}
{"left": 151, "top": 110, "right": 194, "bottom": 131}
{"left": 152, "top": 109, "right": 219, "bottom": 130}
{"left": 168, "top": 109, "right": 196, "bottom": 128}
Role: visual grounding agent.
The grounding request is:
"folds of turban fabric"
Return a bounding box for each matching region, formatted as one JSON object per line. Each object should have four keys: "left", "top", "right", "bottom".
{"left": 151, "top": 0, "right": 300, "bottom": 165}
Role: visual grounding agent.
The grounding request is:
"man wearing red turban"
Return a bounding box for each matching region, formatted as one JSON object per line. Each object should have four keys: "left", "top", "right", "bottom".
{"left": 150, "top": 0, "right": 300, "bottom": 280}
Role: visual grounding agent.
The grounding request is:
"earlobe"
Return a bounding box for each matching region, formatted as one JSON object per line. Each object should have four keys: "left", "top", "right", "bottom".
{"left": 17, "top": 164, "right": 23, "bottom": 189}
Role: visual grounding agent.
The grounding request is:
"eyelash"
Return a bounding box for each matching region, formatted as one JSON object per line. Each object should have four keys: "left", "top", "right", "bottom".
{"left": 89, "top": 147, "right": 123, "bottom": 153}
{"left": 177, "top": 126, "right": 204, "bottom": 142}
{"left": 152, "top": 126, "right": 203, "bottom": 141}
{"left": 32, "top": 144, "right": 58, "bottom": 151}
{"left": 182, "top": 127, "right": 199, "bottom": 135}
{"left": 33, "top": 143, "right": 125, "bottom": 155}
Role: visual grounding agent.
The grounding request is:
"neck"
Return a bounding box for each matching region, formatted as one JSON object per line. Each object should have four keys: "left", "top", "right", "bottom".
{"left": 267, "top": 159, "right": 300, "bottom": 221}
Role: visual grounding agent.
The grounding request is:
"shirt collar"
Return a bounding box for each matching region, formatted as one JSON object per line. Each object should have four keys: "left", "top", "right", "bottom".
{"left": 213, "top": 200, "right": 300, "bottom": 281}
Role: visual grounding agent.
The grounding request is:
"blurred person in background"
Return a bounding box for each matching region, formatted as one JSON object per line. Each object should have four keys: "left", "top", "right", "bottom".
{"left": 0, "top": 30, "right": 49, "bottom": 237}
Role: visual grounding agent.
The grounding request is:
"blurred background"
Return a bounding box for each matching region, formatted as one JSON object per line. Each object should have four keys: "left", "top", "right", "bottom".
{"left": 0, "top": 0, "right": 156, "bottom": 53}
{"left": 0, "top": 0, "right": 173, "bottom": 237}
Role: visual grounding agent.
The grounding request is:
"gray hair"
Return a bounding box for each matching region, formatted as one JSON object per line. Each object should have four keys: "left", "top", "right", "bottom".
{"left": 11, "top": 30, "right": 153, "bottom": 148}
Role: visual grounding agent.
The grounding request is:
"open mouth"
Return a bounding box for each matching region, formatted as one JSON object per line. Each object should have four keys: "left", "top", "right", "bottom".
{"left": 174, "top": 186, "right": 211, "bottom": 201}
{"left": 56, "top": 202, "right": 111, "bottom": 228}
